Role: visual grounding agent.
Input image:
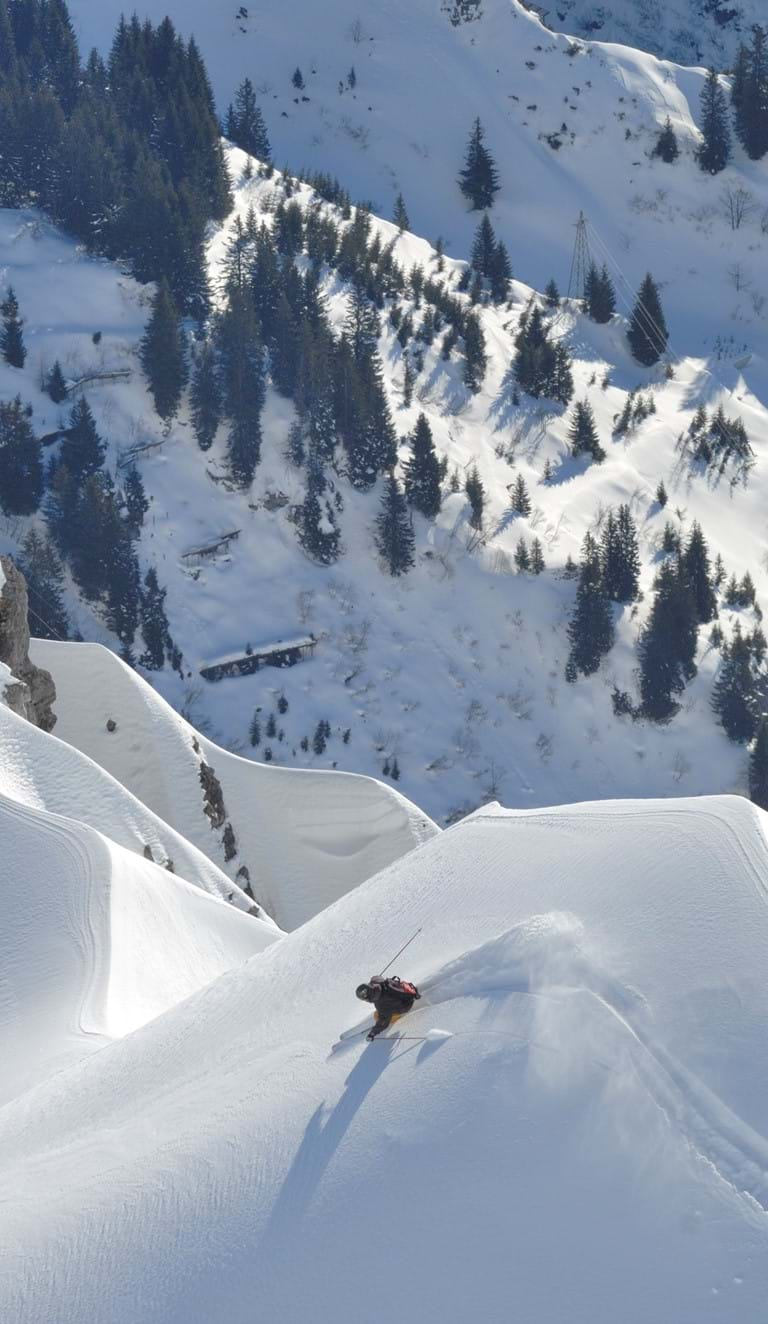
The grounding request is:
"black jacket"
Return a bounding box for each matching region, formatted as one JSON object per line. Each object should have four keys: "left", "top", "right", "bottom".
{"left": 368, "top": 976, "right": 418, "bottom": 1037}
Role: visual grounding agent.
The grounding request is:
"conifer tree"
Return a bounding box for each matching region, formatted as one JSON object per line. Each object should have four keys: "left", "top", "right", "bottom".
{"left": 0, "top": 391, "right": 41, "bottom": 514}
{"left": 46, "top": 360, "right": 68, "bottom": 403}
{"left": 712, "top": 626, "right": 757, "bottom": 742}
{"left": 393, "top": 193, "right": 409, "bottom": 232}
{"left": 375, "top": 474, "right": 414, "bottom": 576}
{"left": 627, "top": 273, "right": 668, "bottom": 367}
{"left": 639, "top": 560, "right": 697, "bottom": 721}
{"left": 545, "top": 279, "right": 560, "bottom": 308}
{"left": 123, "top": 463, "right": 149, "bottom": 537}
{"left": 682, "top": 521, "right": 717, "bottom": 624}
{"left": 601, "top": 504, "right": 640, "bottom": 602}
{"left": 514, "top": 537, "right": 531, "bottom": 572}
{"left": 749, "top": 719, "right": 768, "bottom": 809}
{"left": 61, "top": 396, "right": 106, "bottom": 479}
{"left": 569, "top": 400, "right": 605, "bottom": 461}
{"left": 513, "top": 305, "right": 573, "bottom": 404}
{"left": 1, "top": 287, "right": 26, "bottom": 368}
{"left": 217, "top": 287, "right": 265, "bottom": 486}
{"left": 652, "top": 117, "right": 679, "bottom": 163}
{"left": 471, "top": 213, "right": 497, "bottom": 276}
{"left": 585, "top": 263, "right": 616, "bottom": 323}
{"left": 225, "top": 78, "right": 271, "bottom": 159}
{"left": 403, "top": 413, "right": 441, "bottom": 518}
{"left": 465, "top": 464, "right": 485, "bottom": 530}
{"left": 489, "top": 241, "right": 512, "bottom": 304}
{"left": 530, "top": 537, "right": 545, "bottom": 574}
{"left": 458, "top": 118, "right": 500, "bottom": 210}
{"left": 139, "top": 567, "right": 171, "bottom": 669}
{"left": 140, "top": 282, "right": 187, "bottom": 421}
{"left": 190, "top": 342, "right": 222, "bottom": 451}
{"left": 462, "top": 311, "right": 487, "bottom": 393}
{"left": 733, "top": 27, "right": 768, "bottom": 160}
{"left": 510, "top": 473, "right": 531, "bottom": 516}
{"left": 249, "top": 713, "right": 261, "bottom": 747}
{"left": 696, "top": 69, "right": 731, "bottom": 174}
{"left": 298, "top": 447, "right": 342, "bottom": 565}
{"left": 292, "top": 67, "right": 305, "bottom": 91}
{"left": 18, "top": 528, "right": 69, "bottom": 641}
{"left": 656, "top": 480, "right": 668, "bottom": 508}
{"left": 566, "top": 532, "right": 614, "bottom": 677}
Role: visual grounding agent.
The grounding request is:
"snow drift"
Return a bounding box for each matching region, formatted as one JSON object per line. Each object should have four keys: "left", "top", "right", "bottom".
{"left": 1, "top": 794, "right": 767, "bottom": 1322}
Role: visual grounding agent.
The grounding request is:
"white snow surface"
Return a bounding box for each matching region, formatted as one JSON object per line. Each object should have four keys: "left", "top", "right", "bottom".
{"left": 0, "top": 786, "right": 273, "bottom": 1106}
{"left": 1, "top": 794, "right": 768, "bottom": 1321}
{"left": 526, "top": 0, "right": 766, "bottom": 66}
{"left": 32, "top": 639, "right": 437, "bottom": 929}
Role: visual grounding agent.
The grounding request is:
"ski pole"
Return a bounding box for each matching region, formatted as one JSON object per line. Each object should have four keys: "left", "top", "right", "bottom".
{"left": 379, "top": 927, "right": 422, "bottom": 977}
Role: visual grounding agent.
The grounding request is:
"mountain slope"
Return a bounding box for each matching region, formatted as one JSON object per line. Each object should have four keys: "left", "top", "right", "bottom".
{"left": 0, "top": 787, "right": 274, "bottom": 1105}
{"left": 1, "top": 795, "right": 767, "bottom": 1321}
{"left": 33, "top": 639, "right": 438, "bottom": 929}
{"left": 527, "top": 0, "right": 765, "bottom": 67}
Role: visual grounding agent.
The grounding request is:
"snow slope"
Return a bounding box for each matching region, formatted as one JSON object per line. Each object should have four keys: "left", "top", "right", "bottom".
{"left": 527, "top": 0, "right": 766, "bottom": 67}
{"left": 0, "top": 787, "right": 273, "bottom": 1106}
{"left": 2, "top": 795, "right": 767, "bottom": 1321}
{"left": 0, "top": 693, "right": 276, "bottom": 914}
{"left": 33, "top": 639, "right": 438, "bottom": 929}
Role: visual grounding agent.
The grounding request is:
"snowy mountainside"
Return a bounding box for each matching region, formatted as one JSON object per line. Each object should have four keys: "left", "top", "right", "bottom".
{"left": 2, "top": 794, "right": 767, "bottom": 1321}
{"left": 66, "top": 0, "right": 768, "bottom": 332}
{"left": 33, "top": 639, "right": 438, "bottom": 930}
{"left": 0, "top": 783, "right": 274, "bottom": 1106}
{"left": 526, "top": 0, "right": 766, "bottom": 67}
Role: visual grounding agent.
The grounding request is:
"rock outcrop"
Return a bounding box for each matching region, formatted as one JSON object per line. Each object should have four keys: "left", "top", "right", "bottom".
{"left": 0, "top": 556, "right": 57, "bottom": 730}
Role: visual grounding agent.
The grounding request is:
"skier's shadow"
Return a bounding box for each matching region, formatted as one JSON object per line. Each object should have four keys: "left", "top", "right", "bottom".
{"left": 259, "top": 1044, "right": 396, "bottom": 1252}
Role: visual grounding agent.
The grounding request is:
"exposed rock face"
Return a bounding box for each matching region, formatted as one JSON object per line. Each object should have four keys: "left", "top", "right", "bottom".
{"left": 0, "top": 556, "right": 57, "bottom": 731}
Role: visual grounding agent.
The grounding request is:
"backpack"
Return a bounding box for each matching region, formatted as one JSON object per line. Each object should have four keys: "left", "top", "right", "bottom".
{"left": 390, "top": 977, "right": 420, "bottom": 999}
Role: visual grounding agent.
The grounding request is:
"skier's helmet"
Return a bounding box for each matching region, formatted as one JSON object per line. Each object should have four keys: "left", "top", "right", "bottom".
{"left": 356, "top": 983, "right": 372, "bottom": 1001}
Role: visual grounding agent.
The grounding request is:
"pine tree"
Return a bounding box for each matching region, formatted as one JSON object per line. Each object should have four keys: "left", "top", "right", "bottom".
{"left": 566, "top": 532, "right": 614, "bottom": 677}
{"left": 292, "top": 67, "right": 305, "bottom": 91}
{"left": 1, "top": 287, "right": 26, "bottom": 368}
{"left": 696, "top": 69, "right": 731, "bottom": 174}
{"left": 489, "top": 241, "right": 512, "bottom": 304}
{"left": 190, "top": 342, "right": 222, "bottom": 451}
{"left": 514, "top": 537, "right": 531, "bottom": 572}
{"left": 139, "top": 567, "right": 170, "bottom": 669}
{"left": 652, "top": 116, "right": 679, "bottom": 163}
{"left": 403, "top": 355, "right": 415, "bottom": 408}
{"left": 639, "top": 561, "right": 697, "bottom": 721}
{"left": 47, "top": 360, "right": 68, "bottom": 403}
{"left": 656, "top": 480, "right": 668, "bottom": 508}
{"left": 569, "top": 400, "right": 605, "bottom": 461}
{"left": 510, "top": 473, "right": 531, "bottom": 516}
{"left": 375, "top": 475, "right": 414, "bottom": 575}
{"left": 393, "top": 193, "right": 409, "bottom": 232}
{"left": 682, "top": 521, "right": 717, "bottom": 624}
{"left": 585, "top": 263, "right": 616, "bottom": 323}
{"left": 403, "top": 413, "right": 442, "bottom": 518}
{"left": 61, "top": 396, "right": 106, "bottom": 479}
{"left": 530, "top": 537, "right": 545, "bottom": 574}
{"left": 465, "top": 464, "right": 485, "bottom": 530}
{"left": 545, "top": 279, "right": 560, "bottom": 308}
{"left": 601, "top": 504, "right": 640, "bottom": 602}
{"left": 18, "top": 528, "right": 69, "bottom": 641}
{"left": 458, "top": 118, "right": 500, "bottom": 210}
{"left": 712, "top": 626, "right": 757, "bottom": 742}
{"left": 217, "top": 287, "right": 265, "bottom": 486}
{"left": 249, "top": 713, "right": 261, "bottom": 747}
{"left": 123, "top": 463, "right": 149, "bottom": 537}
{"left": 226, "top": 77, "right": 271, "bottom": 158}
{"left": 627, "top": 273, "right": 668, "bottom": 367}
{"left": 749, "top": 719, "right": 768, "bottom": 809}
{"left": 734, "top": 27, "right": 768, "bottom": 161}
{"left": 0, "top": 397, "right": 42, "bottom": 516}
{"left": 140, "top": 282, "right": 187, "bottom": 421}
{"left": 462, "top": 311, "right": 487, "bottom": 393}
{"left": 471, "top": 213, "right": 497, "bottom": 276}
{"left": 513, "top": 305, "right": 573, "bottom": 404}
{"left": 298, "top": 447, "right": 342, "bottom": 565}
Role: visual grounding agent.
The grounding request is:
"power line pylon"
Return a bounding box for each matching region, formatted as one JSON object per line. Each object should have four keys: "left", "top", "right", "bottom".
{"left": 566, "top": 211, "right": 592, "bottom": 304}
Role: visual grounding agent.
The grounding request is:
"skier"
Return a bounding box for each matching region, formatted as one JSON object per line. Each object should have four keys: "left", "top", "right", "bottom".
{"left": 355, "top": 975, "right": 420, "bottom": 1040}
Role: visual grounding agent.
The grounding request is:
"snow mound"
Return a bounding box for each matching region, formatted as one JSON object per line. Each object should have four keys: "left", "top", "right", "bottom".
{"left": 2, "top": 795, "right": 767, "bottom": 1321}
{"left": 32, "top": 640, "right": 437, "bottom": 929}
{"left": 0, "top": 789, "right": 273, "bottom": 1106}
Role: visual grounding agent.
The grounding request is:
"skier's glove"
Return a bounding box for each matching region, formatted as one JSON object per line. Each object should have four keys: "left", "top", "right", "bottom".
{"left": 366, "top": 1029, "right": 376, "bottom": 1041}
